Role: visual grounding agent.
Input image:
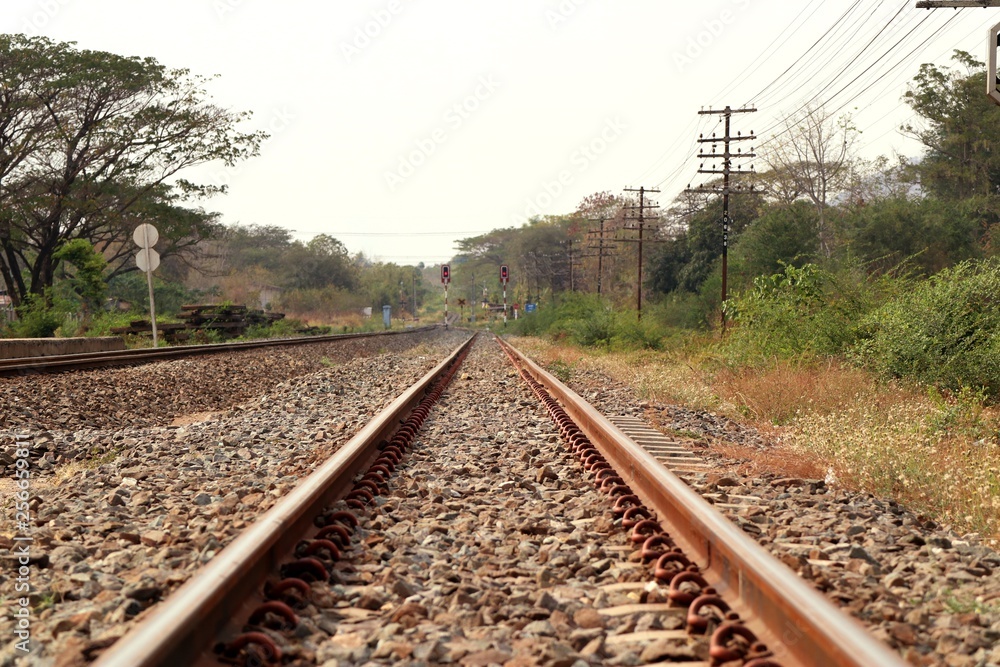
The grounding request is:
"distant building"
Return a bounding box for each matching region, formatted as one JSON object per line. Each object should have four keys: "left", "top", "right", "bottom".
{"left": 256, "top": 285, "right": 283, "bottom": 310}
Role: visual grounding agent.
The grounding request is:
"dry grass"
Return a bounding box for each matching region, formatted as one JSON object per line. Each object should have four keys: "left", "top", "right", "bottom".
{"left": 712, "top": 442, "right": 827, "bottom": 481}
{"left": 713, "top": 360, "right": 889, "bottom": 425}
{"left": 512, "top": 335, "right": 1000, "bottom": 543}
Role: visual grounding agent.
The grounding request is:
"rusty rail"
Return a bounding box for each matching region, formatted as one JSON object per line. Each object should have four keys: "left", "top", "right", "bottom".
{"left": 92, "top": 333, "right": 475, "bottom": 667}
{"left": 0, "top": 326, "right": 441, "bottom": 376}
{"left": 497, "top": 336, "right": 906, "bottom": 667}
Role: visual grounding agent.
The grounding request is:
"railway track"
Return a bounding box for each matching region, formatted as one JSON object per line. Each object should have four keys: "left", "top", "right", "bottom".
{"left": 80, "top": 334, "right": 903, "bottom": 667}
{"left": 0, "top": 326, "right": 440, "bottom": 376}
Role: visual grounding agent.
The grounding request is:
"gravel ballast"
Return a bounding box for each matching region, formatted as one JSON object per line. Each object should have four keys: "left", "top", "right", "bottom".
{"left": 0, "top": 330, "right": 468, "bottom": 666}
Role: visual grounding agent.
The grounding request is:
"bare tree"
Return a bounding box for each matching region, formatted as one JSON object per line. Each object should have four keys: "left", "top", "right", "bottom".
{"left": 762, "top": 105, "right": 858, "bottom": 257}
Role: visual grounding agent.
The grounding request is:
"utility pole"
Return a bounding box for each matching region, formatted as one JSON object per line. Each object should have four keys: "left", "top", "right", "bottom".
{"left": 621, "top": 186, "right": 661, "bottom": 320}
{"left": 567, "top": 239, "right": 579, "bottom": 292}
{"left": 686, "top": 106, "right": 756, "bottom": 326}
{"left": 585, "top": 218, "right": 617, "bottom": 296}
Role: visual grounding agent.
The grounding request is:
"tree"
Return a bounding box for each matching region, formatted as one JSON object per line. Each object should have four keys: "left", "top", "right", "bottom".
{"left": 902, "top": 51, "right": 1000, "bottom": 200}
{"left": 359, "top": 262, "right": 426, "bottom": 314}
{"left": 731, "top": 201, "right": 819, "bottom": 280}
{"left": 762, "top": 105, "right": 858, "bottom": 258}
{"left": 648, "top": 189, "right": 763, "bottom": 295}
{"left": 52, "top": 238, "right": 106, "bottom": 317}
{"left": 0, "top": 34, "right": 264, "bottom": 306}
{"left": 841, "top": 196, "right": 981, "bottom": 275}
{"left": 282, "top": 235, "right": 357, "bottom": 290}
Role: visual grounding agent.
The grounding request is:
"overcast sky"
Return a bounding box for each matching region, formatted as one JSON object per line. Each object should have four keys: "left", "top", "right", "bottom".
{"left": 4, "top": 0, "right": 997, "bottom": 264}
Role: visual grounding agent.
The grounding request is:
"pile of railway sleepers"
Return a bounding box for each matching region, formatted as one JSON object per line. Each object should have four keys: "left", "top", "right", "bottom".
{"left": 110, "top": 304, "right": 285, "bottom": 342}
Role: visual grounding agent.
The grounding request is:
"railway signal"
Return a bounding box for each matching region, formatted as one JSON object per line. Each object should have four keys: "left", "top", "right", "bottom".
{"left": 441, "top": 264, "right": 450, "bottom": 326}
{"left": 500, "top": 265, "right": 509, "bottom": 326}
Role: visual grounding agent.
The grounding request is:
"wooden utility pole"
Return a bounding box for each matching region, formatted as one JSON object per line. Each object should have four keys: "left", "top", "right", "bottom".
{"left": 568, "top": 239, "right": 577, "bottom": 292}
{"left": 584, "top": 218, "right": 617, "bottom": 296}
{"left": 686, "top": 106, "right": 756, "bottom": 326}
{"left": 622, "top": 186, "right": 661, "bottom": 320}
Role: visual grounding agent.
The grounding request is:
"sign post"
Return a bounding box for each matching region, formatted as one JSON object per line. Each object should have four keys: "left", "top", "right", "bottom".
{"left": 133, "top": 224, "right": 160, "bottom": 347}
{"left": 441, "top": 264, "right": 450, "bottom": 326}
{"left": 500, "top": 265, "right": 509, "bottom": 326}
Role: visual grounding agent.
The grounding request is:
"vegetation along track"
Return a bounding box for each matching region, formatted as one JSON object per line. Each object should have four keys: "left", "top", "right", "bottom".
{"left": 60, "top": 334, "right": 903, "bottom": 667}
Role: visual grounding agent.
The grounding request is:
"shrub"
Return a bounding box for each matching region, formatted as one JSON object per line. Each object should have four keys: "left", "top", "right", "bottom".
{"left": 854, "top": 258, "right": 1000, "bottom": 397}
{"left": 8, "top": 294, "right": 64, "bottom": 338}
{"left": 723, "top": 262, "right": 888, "bottom": 362}
{"left": 509, "top": 294, "right": 666, "bottom": 351}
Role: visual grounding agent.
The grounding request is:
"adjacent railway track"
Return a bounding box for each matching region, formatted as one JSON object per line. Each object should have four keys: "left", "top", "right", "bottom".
{"left": 84, "top": 333, "right": 905, "bottom": 667}
{"left": 0, "top": 326, "right": 440, "bottom": 376}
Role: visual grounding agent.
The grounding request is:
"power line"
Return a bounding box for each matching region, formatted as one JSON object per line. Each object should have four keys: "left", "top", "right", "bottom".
{"left": 750, "top": 0, "right": 883, "bottom": 109}
{"left": 746, "top": 0, "right": 866, "bottom": 106}
{"left": 758, "top": 4, "right": 922, "bottom": 143}
{"left": 755, "top": 11, "right": 945, "bottom": 155}
{"left": 711, "top": 0, "right": 826, "bottom": 102}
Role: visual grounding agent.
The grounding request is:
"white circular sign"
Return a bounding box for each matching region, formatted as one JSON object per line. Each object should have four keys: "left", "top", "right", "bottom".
{"left": 136, "top": 248, "right": 160, "bottom": 273}
{"left": 133, "top": 223, "right": 159, "bottom": 249}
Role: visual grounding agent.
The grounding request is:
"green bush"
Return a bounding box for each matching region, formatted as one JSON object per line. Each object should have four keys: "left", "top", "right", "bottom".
{"left": 723, "top": 262, "right": 888, "bottom": 362}
{"left": 854, "top": 259, "right": 1000, "bottom": 396}
{"left": 7, "top": 294, "right": 65, "bottom": 338}
{"left": 509, "top": 293, "right": 665, "bottom": 351}
{"left": 84, "top": 312, "right": 138, "bottom": 337}
{"left": 570, "top": 307, "right": 615, "bottom": 347}
{"left": 649, "top": 291, "right": 712, "bottom": 330}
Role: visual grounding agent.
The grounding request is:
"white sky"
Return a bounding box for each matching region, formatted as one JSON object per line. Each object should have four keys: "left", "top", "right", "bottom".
{"left": 4, "top": 0, "right": 997, "bottom": 264}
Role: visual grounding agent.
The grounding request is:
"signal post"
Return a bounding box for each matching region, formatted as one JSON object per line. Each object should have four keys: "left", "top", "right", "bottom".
{"left": 500, "top": 265, "right": 509, "bottom": 326}
{"left": 441, "top": 264, "right": 450, "bottom": 326}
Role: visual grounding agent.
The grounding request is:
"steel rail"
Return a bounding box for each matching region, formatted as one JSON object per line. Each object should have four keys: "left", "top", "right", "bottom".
{"left": 92, "top": 333, "right": 476, "bottom": 667}
{"left": 497, "top": 337, "right": 907, "bottom": 667}
{"left": 0, "top": 326, "right": 440, "bottom": 376}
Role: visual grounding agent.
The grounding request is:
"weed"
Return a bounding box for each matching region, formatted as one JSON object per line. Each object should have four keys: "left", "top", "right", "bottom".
{"left": 941, "top": 590, "right": 1000, "bottom": 615}
{"left": 548, "top": 359, "right": 573, "bottom": 383}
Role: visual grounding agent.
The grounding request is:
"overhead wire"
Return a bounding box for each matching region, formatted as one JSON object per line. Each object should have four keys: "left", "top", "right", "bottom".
{"left": 632, "top": 1, "right": 867, "bottom": 201}
{"left": 756, "top": 3, "right": 923, "bottom": 143}
{"left": 767, "top": 2, "right": 919, "bottom": 114}
{"left": 857, "top": 10, "right": 991, "bottom": 153}
{"left": 709, "top": 0, "right": 825, "bottom": 103}
{"left": 647, "top": 2, "right": 876, "bottom": 205}
{"left": 745, "top": 0, "right": 866, "bottom": 106}
{"left": 638, "top": 1, "right": 980, "bottom": 211}
{"left": 748, "top": 0, "right": 881, "bottom": 109}
{"left": 755, "top": 11, "right": 942, "bottom": 155}
{"left": 828, "top": 12, "right": 963, "bottom": 120}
